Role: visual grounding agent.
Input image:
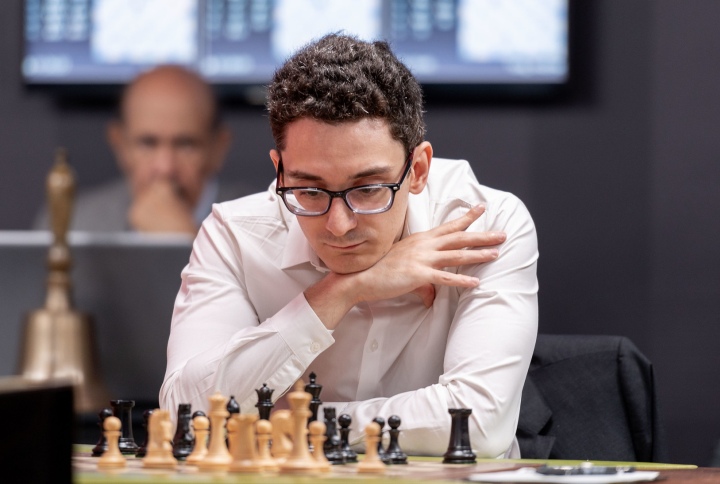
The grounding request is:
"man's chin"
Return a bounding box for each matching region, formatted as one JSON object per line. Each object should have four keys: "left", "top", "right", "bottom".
{"left": 321, "top": 253, "right": 379, "bottom": 275}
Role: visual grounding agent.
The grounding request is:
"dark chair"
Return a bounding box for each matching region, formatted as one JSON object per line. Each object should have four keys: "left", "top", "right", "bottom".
{"left": 516, "top": 334, "right": 667, "bottom": 462}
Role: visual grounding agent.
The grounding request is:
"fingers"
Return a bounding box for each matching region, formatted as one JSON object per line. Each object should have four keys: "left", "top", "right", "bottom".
{"left": 410, "top": 284, "right": 436, "bottom": 308}
{"left": 431, "top": 247, "right": 500, "bottom": 270}
{"left": 436, "top": 230, "right": 506, "bottom": 251}
{"left": 430, "top": 204, "right": 486, "bottom": 237}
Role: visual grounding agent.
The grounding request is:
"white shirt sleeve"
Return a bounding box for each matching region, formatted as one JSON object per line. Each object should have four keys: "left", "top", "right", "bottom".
{"left": 160, "top": 208, "right": 335, "bottom": 420}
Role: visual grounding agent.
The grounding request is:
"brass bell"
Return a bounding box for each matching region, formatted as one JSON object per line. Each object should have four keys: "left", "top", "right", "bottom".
{"left": 18, "top": 148, "right": 109, "bottom": 412}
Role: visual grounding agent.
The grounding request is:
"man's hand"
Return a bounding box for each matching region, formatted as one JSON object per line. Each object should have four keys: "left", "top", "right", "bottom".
{"left": 128, "top": 180, "right": 198, "bottom": 235}
{"left": 305, "top": 205, "right": 506, "bottom": 329}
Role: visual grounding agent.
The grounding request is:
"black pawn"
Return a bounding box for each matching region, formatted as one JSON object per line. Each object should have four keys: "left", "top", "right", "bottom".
{"left": 305, "top": 372, "right": 322, "bottom": 424}
{"left": 91, "top": 408, "right": 113, "bottom": 457}
{"left": 255, "top": 383, "right": 274, "bottom": 421}
{"left": 135, "top": 409, "right": 153, "bottom": 457}
{"left": 110, "top": 400, "right": 139, "bottom": 455}
{"left": 226, "top": 395, "right": 240, "bottom": 446}
{"left": 442, "top": 408, "right": 477, "bottom": 464}
{"left": 386, "top": 415, "right": 408, "bottom": 464}
{"left": 322, "top": 407, "right": 345, "bottom": 464}
{"left": 226, "top": 395, "right": 240, "bottom": 416}
{"left": 372, "top": 417, "right": 391, "bottom": 464}
{"left": 338, "top": 414, "right": 358, "bottom": 463}
{"left": 172, "top": 403, "right": 194, "bottom": 460}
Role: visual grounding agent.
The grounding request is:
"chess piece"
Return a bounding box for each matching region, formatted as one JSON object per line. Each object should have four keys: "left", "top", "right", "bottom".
{"left": 338, "top": 413, "right": 358, "bottom": 463}
{"left": 255, "top": 383, "right": 274, "bottom": 421}
{"left": 270, "top": 410, "right": 293, "bottom": 461}
{"left": 91, "top": 408, "right": 113, "bottom": 457}
{"left": 305, "top": 372, "right": 322, "bottom": 424}
{"left": 172, "top": 403, "right": 194, "bottom": 460}
{"left": 442, "top": 408, "right": 477, "bottom": 464}
{"left": 229, "top": 414, "right": 263, "bottom": 473}
{"left": 309, "top": 421, "right": 331, "bottom": 472}
{"left": 279, "top": 380, "right": 318, "bottom": 474}
{"left": 142, "top": 410, "right": 178, "bottom": 469}
{"left": 255, "top": 419, "right": 279, "bottom": 471}
{"left": 192, "top": 410, "right": 207, "bottom": 419}
{"left": 372, "top": 416, "right": 391, "bottom": 464}
{"left": 19, "top": 148, "right": 109, "bottom": 412}
{"left": 357, "top": 422, "right": 386, "bottom": 474}
{"left": 386, "top": 415, "right": 408, "bottom": 464}
{"left": 111, "top": 400, "right": 139, "bottom": 454}
{"left": 322, "top": 407, "right": 345, "bottom": 464}
{"left": 186, "top": 415, "right": 210, "bottom": 465}
{"left": 135, "top": 409, "right": 154, "bottom": 457}
{"left": 226, "top": 395, "right": 240, "bottom": 416}
{"left": 197, "top": 392, "right": 232, "bottom": 471}
{"left": 97, "top": 416, "right": 126, "bottom": 469}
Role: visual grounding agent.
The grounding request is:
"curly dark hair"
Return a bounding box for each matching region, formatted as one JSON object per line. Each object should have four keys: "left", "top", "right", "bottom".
{"left": 267, "top": 33, "right": 425, "bottom": 153}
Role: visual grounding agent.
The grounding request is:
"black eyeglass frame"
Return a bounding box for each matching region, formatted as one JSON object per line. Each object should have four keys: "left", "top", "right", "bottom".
{"left": 275, "top": 151, "right": 414, "bottom": 216}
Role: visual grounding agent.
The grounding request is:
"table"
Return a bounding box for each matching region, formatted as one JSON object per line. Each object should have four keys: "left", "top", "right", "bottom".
{"left": 73, "top": 449, "right": 715, "bottom": 484}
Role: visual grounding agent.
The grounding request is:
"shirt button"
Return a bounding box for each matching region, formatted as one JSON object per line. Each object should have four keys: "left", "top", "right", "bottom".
{"left": 310, "top": 342, "right": 321, "bottom": 353}
{"left": 370, "top": 339, "right": 379, "bottom": 352}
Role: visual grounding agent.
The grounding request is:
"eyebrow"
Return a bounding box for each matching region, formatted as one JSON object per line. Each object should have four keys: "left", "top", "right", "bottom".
{"left": 284, "top": 165, "right": 395, "bottom": 183}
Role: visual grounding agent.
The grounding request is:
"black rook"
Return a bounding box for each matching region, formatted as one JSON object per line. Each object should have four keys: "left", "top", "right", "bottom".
{"left": 442, "top": 408, "right": 476, "bottom": 464}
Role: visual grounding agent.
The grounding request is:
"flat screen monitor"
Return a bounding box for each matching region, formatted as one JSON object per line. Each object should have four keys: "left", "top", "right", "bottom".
{"left": 23, "top": 0, "right": 569, "bottom": 97}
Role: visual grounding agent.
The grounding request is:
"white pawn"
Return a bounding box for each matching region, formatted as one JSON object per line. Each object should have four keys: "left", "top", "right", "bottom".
{"left": 256, "top": 419, "right": 279, "bottom": 472}
{"left": 357, "top": 422, "right": 386, "bottom": 474}
{"left": 97, "top": 416, "right": 126, "bottom": 470}
{"left": 309, "top": 420, "right": 331, "bottom": 472}
{"left": 185, "top": 415, "right": 209, "bottom": 465}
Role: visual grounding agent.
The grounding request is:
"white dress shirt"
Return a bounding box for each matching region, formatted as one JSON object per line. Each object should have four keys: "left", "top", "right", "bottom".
{"left": 160, "top": 157, "right": 538, "bottom": 458}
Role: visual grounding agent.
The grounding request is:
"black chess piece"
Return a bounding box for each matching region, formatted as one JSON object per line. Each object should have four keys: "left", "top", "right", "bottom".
{"left": 226, "top": 395, "right": 240, "bottom": 416}
{"left": 372, "top": 416, "right": 391, "bottom": 464}
{"left": 110, "top": 400, "right": 139, "bottom": 455}
{"left": 386, "top": 415, "right": 408, "bottom": 464}
{"left": 91, "top": 408, "right": 113, "bottom": 457}
{"left": 172, "top": 403, "right": 194, "bottom": 460}
{"left": 338, "top": 413, "right": 358, "bottom": 463}
{"left": 135, "top": 409, "right": 153, "bottom": 457}
{"left": 226, "top": 395, "right": 240, "bottom": 446}
{"left": 255, "top": 383, "right": 274, "bottom": 421}
{"left": 305, "top": 372, "right": 322, "bottom": 423}
{"left": 442, "top": 408, "right": 477, "bottom": 464}
{"left": 322, "top": 407, "right": 345, "bottom": 464}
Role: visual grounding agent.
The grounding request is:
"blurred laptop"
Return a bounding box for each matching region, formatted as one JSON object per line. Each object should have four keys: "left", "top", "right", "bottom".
{"left": 0, "top": 231, "right": 192, "bottom": 404}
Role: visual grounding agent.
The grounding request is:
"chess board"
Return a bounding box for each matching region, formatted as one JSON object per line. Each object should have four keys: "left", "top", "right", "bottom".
{"left": 73, "top": 449, "right": 517, "bottom": 483}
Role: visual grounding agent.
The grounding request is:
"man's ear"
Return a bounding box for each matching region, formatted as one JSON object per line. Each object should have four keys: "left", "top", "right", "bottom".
{"left": 107, "top": 121, "right": 129, "bottom": 174}
{"left": 269, "top": 149, "right": 280, "bottom": 172}
{"left": 409, "top": 141, "right": 432, "bottom": 194}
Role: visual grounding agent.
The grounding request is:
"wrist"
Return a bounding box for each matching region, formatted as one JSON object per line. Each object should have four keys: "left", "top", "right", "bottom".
{"left": 304, "top": 272, "right": 362, "bottom": 330}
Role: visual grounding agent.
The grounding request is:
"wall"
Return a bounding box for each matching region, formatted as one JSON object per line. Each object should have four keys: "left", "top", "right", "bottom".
{"left": 1, "top": 0, "right": 719, "bottom": 465}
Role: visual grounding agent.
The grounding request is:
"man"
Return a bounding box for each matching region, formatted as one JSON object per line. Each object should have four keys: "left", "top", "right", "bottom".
{"left": 161, "top": 35, "right": 538, "bottom": 457}
{"left": 35, "top": 65, "right": 246, "bottom": 235}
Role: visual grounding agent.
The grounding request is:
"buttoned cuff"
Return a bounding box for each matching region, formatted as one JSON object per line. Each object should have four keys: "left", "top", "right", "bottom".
{"left": 270, "top": 292, "right": 335, "bottom": 367}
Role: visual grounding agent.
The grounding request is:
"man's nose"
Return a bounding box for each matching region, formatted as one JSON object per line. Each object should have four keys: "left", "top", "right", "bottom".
{"left": 151, "top": 146, "right": 178, "bottom": 178}
{"left": 325, "top": 197, "right": 357, "bottom": 236}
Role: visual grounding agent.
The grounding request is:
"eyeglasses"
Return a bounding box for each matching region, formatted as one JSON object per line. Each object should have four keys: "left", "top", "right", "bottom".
{"left": 276, "top": 151, "right": 413, "bottom": 216}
